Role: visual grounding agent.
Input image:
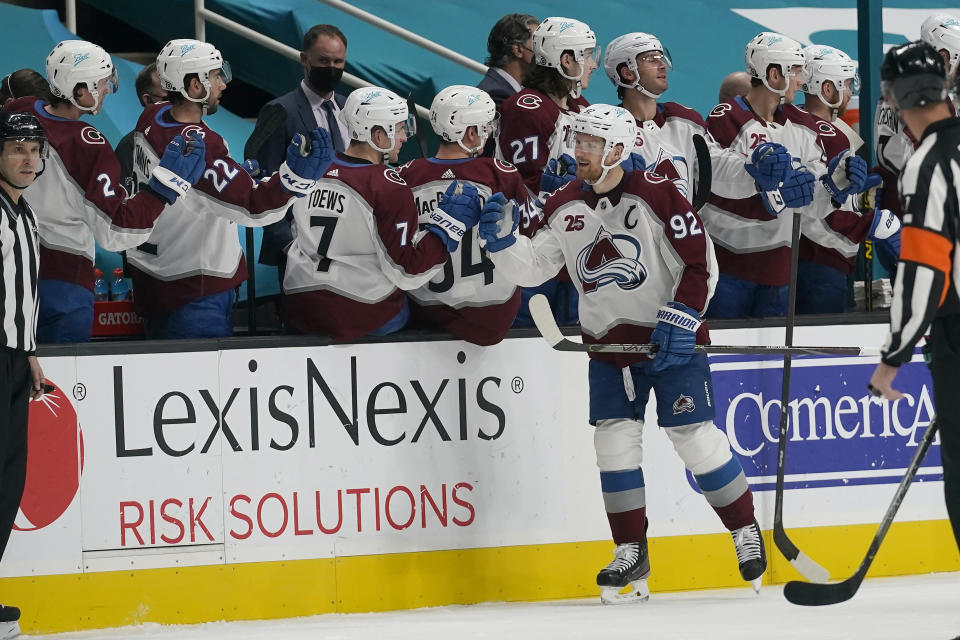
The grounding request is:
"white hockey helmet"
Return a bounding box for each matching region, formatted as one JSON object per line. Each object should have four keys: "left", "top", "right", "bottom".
{"left": 745, "top": 32, "right": 805, "bottom": 98}
{"left": 531, "top": 17, "right": 599, "bottom": 98}
{"left": 45, "top": 40, "right": 119, "bottom": 114}
{"left": 430, "top": 85, "right": 498, "bottom": 155}
{"left": 568, "top": 103, "right": 636, "bottom": 184}
{"left": 604, "top": 32, "right": 673, "bottom": 99}
{"left": 341, "top": 86, "right": 416, "bottom": 154}
{"left": 802, "top": 45, "right": 860, "bottom": 111}
{"left": 156, "top": 39, "right": 232, "bottom": 108}
{"left": 921, "top": 13, "right": 960, "bottom": 75}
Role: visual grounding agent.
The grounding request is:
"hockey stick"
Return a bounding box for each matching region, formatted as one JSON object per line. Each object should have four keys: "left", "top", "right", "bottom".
{"left": 772, "top": 212, "right": 831, "bottom": 583}
{"left": 784, "top": 418, "right": 939, "bottom": 606}
{"left": 691, "top": 133, "right": 712, "bottom": 211}
{"left": 528, "top": 294, "right": 879, "bottom": 357}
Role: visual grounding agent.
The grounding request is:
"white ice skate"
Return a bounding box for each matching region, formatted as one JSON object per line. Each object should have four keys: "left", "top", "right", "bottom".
{"left": 596, "top": 541, "right": 651, "bottom": 605}
{"left": 0, "top": 621, "right": 19, "bottom": 640}
{"left": 731, "top": 520, "right": 766, "bottom": 593}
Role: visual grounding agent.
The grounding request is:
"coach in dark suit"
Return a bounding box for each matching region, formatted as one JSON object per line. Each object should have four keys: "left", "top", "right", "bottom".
{"left": 477, "top": 14, "right": 539, "bottom": 106}
{"left": 247, "top": 24, "right": 349, "bottom": 267}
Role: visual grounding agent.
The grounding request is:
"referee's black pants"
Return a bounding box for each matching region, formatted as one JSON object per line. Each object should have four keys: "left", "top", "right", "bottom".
{"left": 928, "top": 315, "right": 960, "bottom": 554}
{"left": 0, "top": 347, "right": 29, "bottom": 561}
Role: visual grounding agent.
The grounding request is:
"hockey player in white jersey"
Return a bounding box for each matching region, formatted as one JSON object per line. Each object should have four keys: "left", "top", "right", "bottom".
{"left": 480, "top": 104, "right": 765, "bottom": 603}
{"left": 399, "top": 86, "right": 537, "bottom": 345}
{"left": 282, "top": 86, "right": 482, "bottom": 340}
{"left": 798, "top": 45, "right": 900, "bottom": 313}
{"left": 603, "top": 31, "right": 781, "bottom": 205}
{"left": 702, "top": 32, "right": 871, "bottom": 318}
{"left": 874, "top": 13, "right": 960, "bottom": 216}
{"left": 5, "top": 39, "right": 206, "bottom": 343}
{"left": 128, "top": 39, "right": 333, "bottom": 339}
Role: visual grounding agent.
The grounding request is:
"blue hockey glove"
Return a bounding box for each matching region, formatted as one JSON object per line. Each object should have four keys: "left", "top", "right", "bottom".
{"left": 278, "top": 127, "right": 334, "bottom": 196}
{"left": 540, "top": 153, "right": 577, "bottom": 194}
{"left": 745, "top": 142, "right": 791, "bottom": 191}
{"left": 858, "top": 173, "right": 884, "bottom": 211}
{"left": 820, "top": 149, "right": 869, "bottom": 201}
{"left": 650, "top": 301, "right": 702, "bottom": 373}
{"left": 869, "top": 208, "right": 901, "bottom": 269}
{"left": 241, "top": 159, "right": 261, "bottom": 179}
{"left": 478, "top": 192, "right": 520, "bottom": 252}
{"left": 759, "top": 161, "right": 815, "bottom": 217}
{"left": 148, "top": 132, "right": 206, "bottom": 205}
{"left": 620, "top": 152, "right": 647, "bottom": 173}
{"left": 426, "top": 180, "right": 482, "bottom": 252}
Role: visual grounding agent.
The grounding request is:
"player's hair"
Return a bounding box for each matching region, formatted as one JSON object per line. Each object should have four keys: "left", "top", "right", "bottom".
{"left": 303, "top": 24, "right": 347, "bottom": 52}
{"left": 486, "top": 13, "right": 539, "bottom": 68}
{"left": 1, "top": 68, "right": 54, "bottom": 104}
{"left": 750, "top": 63, "right": 783, "bottom": 88}
{"left": 523, "top": 59, "right": 575, "bottom": 99}
{"left": 135, "top": 62, "right": 160, "bottom": 107}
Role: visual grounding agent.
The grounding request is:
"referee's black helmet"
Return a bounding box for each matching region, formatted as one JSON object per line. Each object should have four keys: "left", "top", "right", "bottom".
{"left": 881, "top": 40, "right": 948, "bottom": 110}
{"left": 0, "top": 111, "right": 48, "bottom": 157}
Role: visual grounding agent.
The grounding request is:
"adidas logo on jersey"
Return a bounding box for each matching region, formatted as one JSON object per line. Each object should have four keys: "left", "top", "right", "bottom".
{"left": 328, "top": 169, "right": 339, "bottom": 177}
{"left": 441, "top": 169, "right": 456, "bottom": 179}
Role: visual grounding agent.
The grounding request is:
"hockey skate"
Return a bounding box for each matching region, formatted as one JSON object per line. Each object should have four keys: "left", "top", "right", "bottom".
{"left": 596, "top": 541, "right": 651, "bottom": 605}
{"left": 731, "top": 520, "right": 766, "bottom": 593}
{"left": 0, "top": 604, "right": 20, "bottom": 639}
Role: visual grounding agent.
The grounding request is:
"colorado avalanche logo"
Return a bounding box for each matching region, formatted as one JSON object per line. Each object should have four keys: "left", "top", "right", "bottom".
{"left": 494, "top": 159, "right": 517, "bottom": 173}
{"left": 709, "top": 103, "right": 733, "bottom": 118}
{"left": 649, "top": 147, "right": 690, "bottom": 198}
{"left": 672, "top": 394, "right": 695, "bottom": 415}
{"left": 517, "top": 94, "right": 543, "bottom": 110}
{"left": 817, "top": 121, "right": 837, "bottom": 136}
{"left": 576, "top": 226, "right": 647, "bottom": 293}
{"left": 180, "top": 124, "right": 206, "bottom": 140}
{"left": 79, "top": 126, "right": 106, "bottom": 145}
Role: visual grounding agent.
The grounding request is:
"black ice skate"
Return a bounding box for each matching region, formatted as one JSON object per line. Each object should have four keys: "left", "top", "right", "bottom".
{"left": 596, "top": 541, "right": 651, "bottom": 605}
{"left": 731, "top": 520, "right": 766, "bottom": 592}
{"left": 0, "top": 604, "right": 20, "bottom": 639}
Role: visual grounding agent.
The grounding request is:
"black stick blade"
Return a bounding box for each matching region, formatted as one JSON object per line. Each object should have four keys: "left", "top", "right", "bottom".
{"left": 783, "top": 573, "right": 863, "bottom": 606}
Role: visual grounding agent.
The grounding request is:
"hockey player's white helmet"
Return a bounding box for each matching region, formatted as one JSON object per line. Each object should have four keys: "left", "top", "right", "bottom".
{"left": 802, "top": 45, "right": 859, "bottom": 111}
{"left": 568, "top": 103, "right": 636, "bottom": 185}
{"left": 430, "top": 85, "right": 498, "bottom": 155}
{"left": 921, "top": 13, "right": 960, "bottom": 75}
{"left": 532, "top": 17, "right": 599, "bottom": 98}
{"left": 604, "top": 32, "right": 673, "bottom": 99}
{"left": 341, "top": 86, "right": 416, "bottom": 154}
{"left": 745, "top": 32, "right": 805, "bottom": 99}
{"left": 45, "top": 40, "right": 119, "bottom": 114}
{"left": 157, "top": 39, "right": 232, "bottom": 110}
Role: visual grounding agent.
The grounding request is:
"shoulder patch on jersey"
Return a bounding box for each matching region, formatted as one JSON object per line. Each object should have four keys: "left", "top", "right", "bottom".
{"left": 180, "top": 124, "right": 206, "bottom": 140}
{"left": 384, "top": 168, "right": 406, "bottom": 185}
{"left": 516, "top": 94, "right": 543, "bottom": 110}
{"left": 642, "top": 171, "right": 670, "bottom": 185}
{"left": 709, "top": 103, "right": 733, "bottom": 119}
{"left": 817, "top": 121, "right": 837, "bottom": 136}
{"left": 494, "top": 159, "right": 518, "bottom": 173}
{"left": 80, "top": 126, "right": 107, "bottom": 145}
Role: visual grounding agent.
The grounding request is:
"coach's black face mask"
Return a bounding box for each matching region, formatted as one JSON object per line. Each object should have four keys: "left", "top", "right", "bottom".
{"left": 308, "top": 66, "right": 343, "bottom": 94}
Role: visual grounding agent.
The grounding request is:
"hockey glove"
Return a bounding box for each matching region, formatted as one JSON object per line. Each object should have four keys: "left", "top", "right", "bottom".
{"left": 540, "top": 153, "right": 577, "bottom": 194}
{"left": 869, "top": 208, "right": 901, "bottom": 271}
{"left": 820, "top": 150, "right": 869, "bottom": 201}
{"left": 241, "top": 159, "right": 261, "bottom": 179}
{"left": 857, "top": 173, "right": 884, "bottom": 211}
{"left": 478, "top": 192, "right": 520, "bottom": 252}
{"left": 426, "top": 180, "right": 482, "bottom": 252}
{"left": 148, "top": 132, "right": 206, "bottom": 205}
{"left": 759, "top": 162, "right": 816, "bottom": 217}
{"left": 278, "top": 128, "right": 334, "bottom": 196}
{"left": 620, "top": 152, "right": 647, "bottom": 173}
{"left": 650, "top": 301, "right": 702, "bottom": 373}
{"left": 745, "top": 142, "right": 791, "bottom": 192}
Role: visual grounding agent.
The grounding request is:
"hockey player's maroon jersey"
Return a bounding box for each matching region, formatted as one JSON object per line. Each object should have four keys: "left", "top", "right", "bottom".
{"left": 6, "top": 97, "right": 167, "bottom": 290}
{"left": 126, "top": 103, "right": 296, "bottom": 315}
{"left": 798, "top": 113, "right": 873, "bottom": 274}
{"left": 399, "top": 156, "right": 537, "bottom": 345}
{"left": 282, "top": 154, "right": 449, "bottom": 340}
{"left": 702, "top": 96, "right": 830, "bottom": 286}
{"left": 497, "top": 88, "right": 586, "bottom": 196}
{"left": 490, "top": 171, "right": 716, "bottom": 368}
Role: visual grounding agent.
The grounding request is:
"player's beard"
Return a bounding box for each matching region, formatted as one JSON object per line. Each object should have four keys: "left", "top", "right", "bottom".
{"left": 576, "top": 159, "right": 603, "bottom": 184}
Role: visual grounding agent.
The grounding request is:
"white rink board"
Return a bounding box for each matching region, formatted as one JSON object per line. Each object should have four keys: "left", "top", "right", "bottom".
{"left": 1, "top": 323, "right": 944, "bottom": 578}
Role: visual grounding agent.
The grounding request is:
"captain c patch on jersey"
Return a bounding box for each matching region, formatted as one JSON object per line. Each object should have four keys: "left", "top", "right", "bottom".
{"left": 575, "top": 226, "right": 647, "bottom": 294}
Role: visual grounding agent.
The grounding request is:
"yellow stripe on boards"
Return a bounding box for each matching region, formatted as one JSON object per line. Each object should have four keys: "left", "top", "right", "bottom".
{"left": 2, "top": 519, "right": 957, "bottom": 635}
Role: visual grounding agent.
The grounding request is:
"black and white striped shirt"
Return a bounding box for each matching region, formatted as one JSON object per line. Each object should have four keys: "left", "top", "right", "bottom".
{"left": 882, "top": 116, "right": 960, "bottom": 366}
{"left": 0, "top": 187, "right": 39, "bottom": 353}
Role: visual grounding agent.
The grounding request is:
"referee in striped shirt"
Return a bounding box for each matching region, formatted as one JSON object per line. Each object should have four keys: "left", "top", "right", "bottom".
{"left": 869, "top": 41, "right": 960, "bottom": 553}
{"left": 0, "top": 110, "right": 47, "bottom": 633}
